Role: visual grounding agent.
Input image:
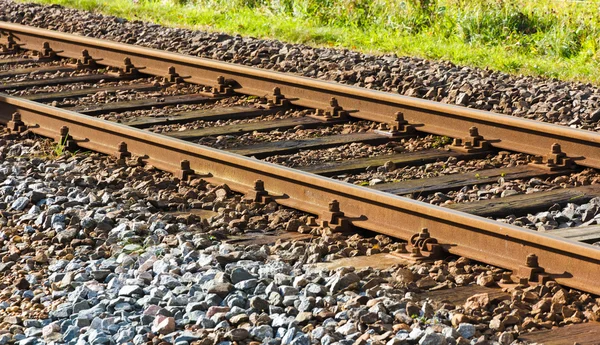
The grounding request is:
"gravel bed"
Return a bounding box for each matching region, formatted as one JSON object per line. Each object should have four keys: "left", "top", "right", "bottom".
{"left": 199, "top": 120, "right": 374, "bottom": 150}
{"left": 264, "top": 135, "right": 437, "bottom": 168}
{"left": 55, "top": 83, "right": 207, "bottom": 108}
{"left": 148, "top": 107, "right": 306, "bottom": 134}
{"left": 427, "top": 169, "right": 600, "bottom": 208}
{"left": 343, "top": 152, "right": 529, "bottom": 186}
{"left": 124, "top": 95, "right": 263, "bottom": 124}
{"left": 0, "top": 53, "right": 27, "bottom": 60}
{"left": 2, "top": 130, "right": 600, "bottom": 345}
{"left": 4, "top": 77, "right": 159, "bottom": 97}
{"left": 0, "top": 58, "right": 59, "bottom": 72}
{"left": 2, "top": 1, "right": 600, "bottom": 130}
{"left": 496, "top": 170, "right": 600, "bottom": 232}
{"left": 0, "top": 68, "right": 105, "bottom": 84}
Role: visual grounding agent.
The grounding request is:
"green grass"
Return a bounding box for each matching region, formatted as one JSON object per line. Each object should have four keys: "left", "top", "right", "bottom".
{"left": 20, "top": 0, "right": 600, "bottom": 84}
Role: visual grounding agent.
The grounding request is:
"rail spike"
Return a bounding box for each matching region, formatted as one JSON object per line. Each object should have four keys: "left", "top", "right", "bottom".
{"left": 318, "top": 199, "right": 350, "bottom": 232}
{"left": 57, "top": 126, "right": 77, "bottom": 152}
{"left": 265, "top": 87, "right": 290, "bottom": 108}
{"left": 32, "top": 41, "right": 57, "bottom": 61}
{"left": 7, "top": 112, "right": 27, "bottom": 134}
{"left": 245, "top": 179, "right": 272, "bottom": 203}
{"left": 374, "top": 111, "right": 415, "bottom": 137}
{"left": 530, "top": 143, "right": 573, "bottom": 171}
{"left": 517, "top": 253, "right": 552, "bottom": 284}
{"left": 309, "top": 97, "right": 349, "bottom": 122}
{"left": 115, "top": 141, "right": 131, "bottom": 165}
{"left": 71, "top": 49, "right": 98, "bottom": 68}
{"left": 212, "top": 75, "right": 234, "bottom": 95}
{"left": 164, "top": 66, "right": 190, "bottom": 84}
{"left": 177, "top": 160, "right": 195, "bottom": 181}
{"left": 110, "top": 57, "right": 142, "bottom": 77}
{"left": 449, "top": 126, "right": 489, "bottom": 153}
{"left": 0, "top": 35, "right": 22, "bottom": 54}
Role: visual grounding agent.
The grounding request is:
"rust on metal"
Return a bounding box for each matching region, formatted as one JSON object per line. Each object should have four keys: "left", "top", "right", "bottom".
{"left": 449, "top": 126, "right": 489, "bottom": 153}
{"left": 7, "top": 112, "right": 26, "bottom": 133}
{"left": 3, "top": 22, "right": 599, "bottom": 167}
{"left": 246, "top": 179, "right": 271, "bottom": 203}
{"left": 0, "top": 35, "right": 22, "bottom": 54}
{"left": 530, "top": 143, "right": 574, "bottom": 171}
{"left": 374, "top": 111, "right": 415, "bottom": 137}
{"left": 116, "top": 141, "right": 131, "bottom": 163}
{"left": 176, "top": 160, "right": 195, "bottom": 181}
{"left": 1, "top": 95, "right": 599, "bottom": 294}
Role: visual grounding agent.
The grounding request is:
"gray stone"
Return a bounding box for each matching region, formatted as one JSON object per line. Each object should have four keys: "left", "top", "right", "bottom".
{"left": 10, "top": 196, "right": 29, "bottom": 211}
{"left": 290, "top": 334, "right": 310, "bottom": 345}
{"left": 73, "top": 300, "right": 90, "bottom": 313}
{"left": 250, "top": 296, "right": 269, "bottom": 312}
{"left": 456, "top": 323, "right": 476, "bottom": 339}
{"left": 328, "top": 272, "right": 360, "bottom": 293}
{"left": 227, "top": 329, "right": 249, "bottom": 341}
{"left": 250, "top": 325, "right": 273, "bottom": 341}
{"left": 230, "top": 267, "right": 254, "bottom": 284}
{"left": 419, "top": 332, "right": 445, "bottom": 345}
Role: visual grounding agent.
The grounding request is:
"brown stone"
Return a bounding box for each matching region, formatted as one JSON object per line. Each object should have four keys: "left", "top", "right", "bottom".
{"left": 464, "top": 293, "right": 490, "bottom": 311}
{"left": 416, "top": 276, "right": 437, "bottom": 289}
{"left": 14, "top": 277, "right": 30, "bottom": 290}
{"left": 405, "top": 302, "right": 420, "bottom": 317}
{"left": 552, "top": 289, "right": 569, "bottom": 305}
{"left": 476, "top": 274, "right": 496, "bottom": 287}
{"left": 394, "top": 268, "right": 415, "bottom": 284}
{"left": 451, "top": 313, "right": 471, "bottom": 327}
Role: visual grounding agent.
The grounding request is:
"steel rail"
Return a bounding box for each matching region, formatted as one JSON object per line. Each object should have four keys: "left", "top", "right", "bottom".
{"left": 1, "top": 22, "right": 600, "bottom": 168}
{"left": 1, "top": 95, "right": 599, "bottom": 294}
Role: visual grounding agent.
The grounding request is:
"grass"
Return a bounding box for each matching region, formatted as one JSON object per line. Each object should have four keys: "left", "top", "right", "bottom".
{"left": 19, "top": 0, "right": 600, "bottom": 84}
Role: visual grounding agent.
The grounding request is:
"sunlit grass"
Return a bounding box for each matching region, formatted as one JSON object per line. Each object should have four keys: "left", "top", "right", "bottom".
{"left": 19, "top": 0, "right": 600, "bottom": 84}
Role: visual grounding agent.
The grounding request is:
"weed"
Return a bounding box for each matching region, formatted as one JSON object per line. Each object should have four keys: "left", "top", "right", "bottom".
{"left": 431, "top": 135, "right": 452, "bottom": 148}
{"left": 52, "top": 136, "right": 69, "bottom": 158}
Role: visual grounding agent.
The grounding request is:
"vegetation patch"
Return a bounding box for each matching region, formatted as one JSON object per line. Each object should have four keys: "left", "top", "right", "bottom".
{"left": 21, "top": 0, "right": 600, "bottom": 84}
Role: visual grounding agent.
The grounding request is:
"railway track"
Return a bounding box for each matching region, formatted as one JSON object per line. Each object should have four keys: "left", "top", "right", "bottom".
{"left": 1, "top": 20, "right": 600, "bottom": 309}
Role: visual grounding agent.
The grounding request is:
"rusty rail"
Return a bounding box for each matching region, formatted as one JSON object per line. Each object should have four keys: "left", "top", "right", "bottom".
{"left": 1, "top": 95, "right": 599, "bottom": 294}
{"left": 1, "top": 22, "right": 600, "bottom": 168}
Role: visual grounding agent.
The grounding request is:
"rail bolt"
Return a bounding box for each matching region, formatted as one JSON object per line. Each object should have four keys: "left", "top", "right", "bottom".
{"left": 500, "top": 272, "right": 513, "bottom": 284}
{"left": 526, "top": 253, "right": 539, "bottom": 268}
{"left": 551, "top": 143, "right": 562, "bottom": 154}
{"left": 117, "top": 142, "right": 128, "bottom": 153}
{"left": 395, "top": 111, "right": 405, "bottom": 122}
{"left": 254, "top": 179, "right": 265, "bottom": 192}
{"left": 410, "top": 247, "right": 423, "bottom": 258}
{"left": 397, "top": 243, "right": 408, "bottom": 253}
{"left": 469, "top": 126, "right": 479, "bottom": 137}
{"left": 329, "top": 200, "right": 340, "bottom": 213}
